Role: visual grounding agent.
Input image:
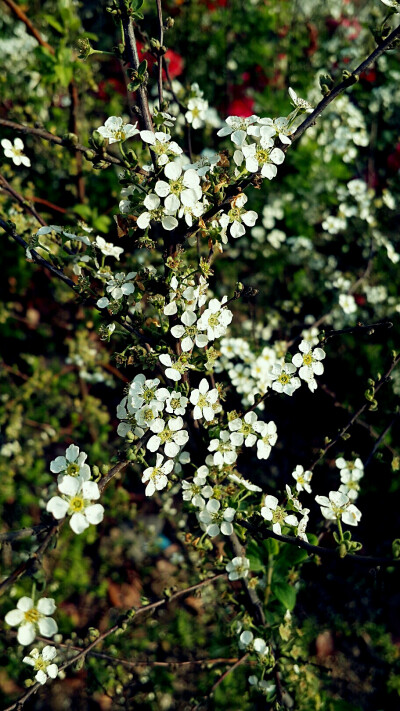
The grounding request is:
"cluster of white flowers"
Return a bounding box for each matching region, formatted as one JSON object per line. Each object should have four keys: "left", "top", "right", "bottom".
{"left": 46, "top": 444, "right": 104, "bottom": 535}
{"left": 4, "top": 596, "right": 59, "bottom": 685}
{"left": 336, "top": 456, "right": 364, "bottom": 501}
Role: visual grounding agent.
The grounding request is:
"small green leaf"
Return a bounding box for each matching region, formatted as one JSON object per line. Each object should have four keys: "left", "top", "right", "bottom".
{"left": 274, "top": 583, "right": 296, "bottom": 611}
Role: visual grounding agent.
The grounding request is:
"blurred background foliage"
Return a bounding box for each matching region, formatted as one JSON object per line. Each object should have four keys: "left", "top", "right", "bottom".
{"left": 1, "top": 0, "right": 400, "bottom": 709}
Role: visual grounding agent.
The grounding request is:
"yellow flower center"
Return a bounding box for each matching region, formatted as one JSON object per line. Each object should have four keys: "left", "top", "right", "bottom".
{"left": 302, "top": 354, "right": 313, "bottom": 366}
{"left": 34, "top": 658, "right": 47, "bottom": 671}
{"left": 24, "top": 608, "right": 40, "bottom": 624}
{"left": 159, "top": 429, "right": 173, "bottom": 443}
{"left": 278, "top": 373, "right": 290, "bottom": 385}
{"left": 67, "top": 462, "right": 80, "bottom": 476}
{"left": 70, "top": 495, "right": 85, "bottom": 513}
{"left": 114, "top": 129, "right": 126, "bottom": 141}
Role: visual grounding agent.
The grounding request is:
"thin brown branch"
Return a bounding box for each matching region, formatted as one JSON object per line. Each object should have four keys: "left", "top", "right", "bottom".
{"left": 1, "top": 0, "right": 55, "bottom": 54}
{"left": 229, "top": 531, "right": 265, "bottom": 626}
{"left": 68, "top": 81, "right": 85, "bottom": 202}
{"left": 156, "top": 0, "right": 164, "bottom": 109}
{"left": 0, "top": 118, "right": 123, "bottom": 167}
{"left": 309, "top": 352, "right": 400, "bottom": 471}
{"left": 240, "top": 518, "right": 400, "bottom": 567}
{"left": 0, "top": 219, "right": 155, "bottom": 344}
{"left": 119, "top": 2, "right": 153, "bottom": 132}
{"left": 0, "top": 173, "right": 47, "bottom": 226}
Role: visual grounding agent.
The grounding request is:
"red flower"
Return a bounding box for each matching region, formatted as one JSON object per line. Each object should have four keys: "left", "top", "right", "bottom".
{"left": 137, "top": 41, "right": 184, "bottom": 80}
{"left": 227, "top": 95, "right": 255, "bottom": 118}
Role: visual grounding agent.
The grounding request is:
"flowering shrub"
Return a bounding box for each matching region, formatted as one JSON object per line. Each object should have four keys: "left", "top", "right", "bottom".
{"left": 1, "top": 0, "right": 400, "bottom": 709}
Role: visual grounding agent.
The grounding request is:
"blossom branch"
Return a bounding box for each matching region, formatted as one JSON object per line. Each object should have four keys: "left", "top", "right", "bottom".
{"left": 290, "top": 23, "right": 400, "bottom": 146}
{"left": 183, "top": 22, "right": 400, "bottom": 242}
{"left": 0, "top": 118, "right": 123, "bottom": 167}
{"left": 4, "top": 574, "right": 227, "bottom": 711}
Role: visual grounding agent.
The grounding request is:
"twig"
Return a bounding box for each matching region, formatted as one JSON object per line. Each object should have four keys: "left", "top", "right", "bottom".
{"left": 290, "top": 25, "right": 400, "bottom": 146}
{"left": 320, "top": 320, "right": 392, "bottom": 344}
{"left": 181, "top": 22, "right": 400, "bottom": 242}
{"left": 0, "top": 118, "right": 123, "bottom": 167}
{"left": 119, "top": 1, "right": 153, "bottom": 132}
{"left": 3, "top": 574, "right": 227, "bottom": 711}
{"left": 309, "top": 353, "right": 400, "bottom": 471}
{"left": 156, "top": 0, "right": 164, "bottom": 109}
{"left": 0, "top": 525, "right": 49, "bottom": 543}
{"left": 364, "top": 413, "right": 400, "bottom": 468}
{"left": 0, "top": 174, "right": 46, "bottom": 226}
{"left": 0, "top": 219, "right": 155, "bottom": 345}
{"left": 68, "top": 81, "right": 85, "bottom": 203}
{"left": 229, "top": 531, "right": 265, "bottom": 626}
{"left": 1, "top": 0, "right": 55, "bottom": 54}
{"left": 240, "top": 519, "right": 400, "bottom": 567}
{"left": 209, "top": 654, "right": 249, "bottom": 695}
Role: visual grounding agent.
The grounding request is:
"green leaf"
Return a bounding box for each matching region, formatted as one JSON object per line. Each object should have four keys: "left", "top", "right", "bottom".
{"left": 43, "top": 14, "right": 65, "bottom": 34}
{"left": 274, "top": 583, "right": 297, "bottom": 611}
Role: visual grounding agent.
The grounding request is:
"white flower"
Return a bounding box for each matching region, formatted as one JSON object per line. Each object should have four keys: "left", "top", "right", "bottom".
{"left": 315, "top": 490, "right": 362, "bottom": 526}
{"left": 229, "top": 411, "right": 259, "bottom": 447}
{"left": 165, "top": 391, "right": 188, "bottom": 416}
{"left": 198, "top": 498, "right": 236, "bottom": 536}
{"left": 140, "top": 130, "right": 182, "bottom": 166}
{"left": 170, "top": 310, "right": 208, "bottom": 351}
{"left": 236, "top": 142, "right": 285, "bottom": 180}
{"left": 187, "top": 153, "right": 220, "bottom": 177}
{"left": 105, "top": 271, "right": 137, "bottom": 300}
{"left": 288, "top": 87, "right": 314, "bottom": 113}
{"left": 226, "top": 556, "right": 250, "bottom": 580}
{"left": 147, "top": 416, "right": 188, "bottom": 457}
{"left": 261, "top": 495, "right": 298, "bottom": 535}
{"left": 137, "top": 193, "right": 178, "bottom": 231}
{"left": 185, "top": 97, "right": 208, "bottom": 129}
{"left": 182, "top": 466, "right": 213, "bottom": 507}
{"left": 217, "top": 115, "right": 259, "bottom": 147}
{"left": 197, "top": 298, "right": 233, "bottom": 341}
{"left": 380, "top": 0, "right": 399, "bottom": 9}
{"left": 253, "top": 420, "right": 278, "bottom": 459}
{"left": 159, "top": 353, "right": 191, "bottom": 382}
{"left": 292, "top": 340, "right": 325, "bottom": 388}
{"left": 46, "top": 477, "right": 104, "bottom": 534}
{"left": 95, "top": 236, "right": 124, "bottom": 260}
{"left": 5, "top": 597, "right": 58, "bottom": 646}
{"left": 254, "top": 116, "right": 293, "bottom": 145}
{"left": 23, "top": 646, "right": 58, "bottom": 685}
{"left": 219, "top": 194, "right": 258, "bottom": 239}
{"left": 339, "top": 293, "right": 357, "bottom": 314}
{"left": 135, "top": 402, "right": 164, "bottom": 428}
{"left": 178, "top": 201, "right": 204, "bottom": 227}
{"left": 155, "top": 162, "right": 202, "bottom": 211}
{"left": 190, "top": 378, "right": 219, "bottom": 420}
{"left": 239, "top": 630, "right": 254, "bottom": 648}
{"left": 129, "top": 374, "right": 169, "bottom": 411}
{"left": 50, "top": 444, "right": 91, "bottom": 484}
{"left": 96, "top": 116, "right": 139, "bottom": 143}
{"left": 208, "top": 430, "right": 238, "bottom": 467}
{"left": 270, "top": 363, "right": 301, "bottom": 396}
{"left": 142, "top": 454, "right": 174, "bottom": 496}
{"left": 291, "top": 465, "right": 312, "bottom": 493}
{"left": 228, "top": 473, "right": 262, "bottom": 492}
{"left": 1, "top": 137, "right": 31, "bottom": 167}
